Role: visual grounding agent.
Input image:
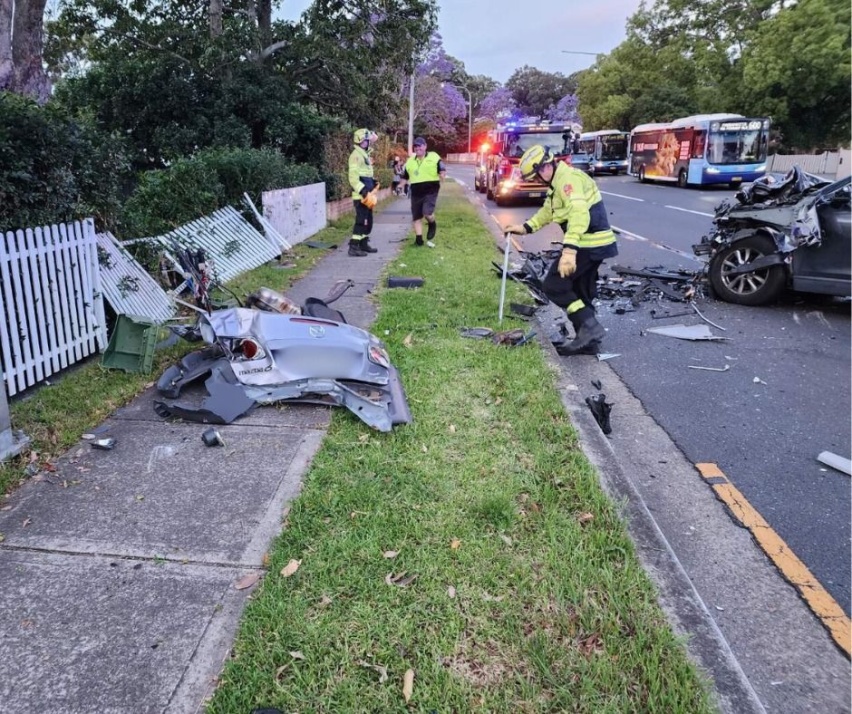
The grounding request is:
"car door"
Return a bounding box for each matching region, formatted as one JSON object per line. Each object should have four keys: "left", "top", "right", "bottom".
{"left": 792, "top": 179, "right": 852, "bottom": 296}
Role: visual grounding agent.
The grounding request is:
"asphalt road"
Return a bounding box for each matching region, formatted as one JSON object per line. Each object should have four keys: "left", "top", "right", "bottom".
{"left": 450, "top": 164, "right": 851, "bottom": 617}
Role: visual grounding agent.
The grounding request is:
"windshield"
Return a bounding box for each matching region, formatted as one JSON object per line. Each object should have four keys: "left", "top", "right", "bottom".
{"left": 600, "top": 136, "right": 627, "bottom": 160}
{"left": 707, "top": 129, "right": 767, "bottom": 165}
{"left": 505, "top": 132, "right": 572, "bottom": 158}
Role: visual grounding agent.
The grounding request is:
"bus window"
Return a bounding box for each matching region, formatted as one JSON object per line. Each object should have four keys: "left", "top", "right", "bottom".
{"left": 691, "top": 131, "right": 706, "bottom": 159}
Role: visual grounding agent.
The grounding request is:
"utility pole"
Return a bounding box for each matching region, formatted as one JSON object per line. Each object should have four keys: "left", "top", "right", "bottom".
{"left": 407, "top": 73, "right": 415, "bottom": 155}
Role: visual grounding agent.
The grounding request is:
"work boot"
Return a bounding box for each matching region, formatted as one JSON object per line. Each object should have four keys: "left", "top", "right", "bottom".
{"left": 361, "top": 238, "right": 378, "bottom": 253}
{"left": 414, "top": 236, "right": 424, "bottom": 246}
{"left": 556, "top": 316, "right": 606, "bottom": 356}
{"left": 348, "top": 241, "right": 367, "bottom": 257}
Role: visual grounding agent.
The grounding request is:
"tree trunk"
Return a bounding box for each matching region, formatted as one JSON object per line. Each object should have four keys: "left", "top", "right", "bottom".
{"left": 257, "top": 0, "right": 272, "bottom": 45}
{"left": 8, "top": 0, "right": 50, "bottom": 103}
{"left": 209, "top": 0, "right": 223, "bottom": 38}
{"left": 0, "top": 0, "right": 16, "bottom": 92}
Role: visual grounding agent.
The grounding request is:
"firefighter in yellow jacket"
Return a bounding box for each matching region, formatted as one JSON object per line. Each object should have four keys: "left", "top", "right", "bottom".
{"left": 348, "top": 128, "right": 379, "bottom": 257}
{"left": 504, "top": 145, "right": 618, "bottom": 355}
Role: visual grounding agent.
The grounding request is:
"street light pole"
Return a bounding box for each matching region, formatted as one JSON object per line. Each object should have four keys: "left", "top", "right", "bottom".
{"left": 407, "top": 72, "right": 415, "bottom": 155}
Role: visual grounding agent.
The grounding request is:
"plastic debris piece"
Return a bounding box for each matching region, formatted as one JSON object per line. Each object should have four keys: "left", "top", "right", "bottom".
{"left": 201, "top": 428, "right": 225, "bottom": 447}
{"left": 585, "top": 394, "right": 613, "bottom": 434}
{"left": 91, "top": 438, "right": 116, "bottom": 450}
{"left": 816, "top": 451, "right": 852, "bottom": 476}
{"left": 688, "top": 364, "right": 730, "bottom": 372}
{"left": 591, "top": 379, "right": 602, "bottom": 390}
{"left": 387, "top": 276, "right": 424, "bottom": 289}
{"left": 460, "top": 327, "right": 494, "bottom": 339}
{"left": 753, "top": 376, "right": 767, "bottom": 384}
{"left": 645, "top": 324, "right": 727, "bottom": 341}
{"left": 597, "top": 353, "right": 620, "bottom": 361}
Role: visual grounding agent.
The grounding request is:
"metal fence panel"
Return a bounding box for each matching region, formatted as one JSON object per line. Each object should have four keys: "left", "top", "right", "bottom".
{"left": 0, "top": 218, "right": 106, "bottom": 396}
{"left": 96, "top": 232, "right": 176, "bottom": 323}
{"left": 152, "top": 206, "right": 279, "bottom": 285}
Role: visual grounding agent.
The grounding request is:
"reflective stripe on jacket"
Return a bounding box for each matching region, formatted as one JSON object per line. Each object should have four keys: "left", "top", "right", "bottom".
{"left": 526, "top": 162, "right": 615, "bottom": 250}
{"left": 349, "top": 145, "right": 375, "bottom": 199}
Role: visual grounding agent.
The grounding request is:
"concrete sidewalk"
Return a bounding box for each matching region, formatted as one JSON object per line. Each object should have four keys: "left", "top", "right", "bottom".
{"left": 0, "top": 199, "right": 413, "bottom": 714}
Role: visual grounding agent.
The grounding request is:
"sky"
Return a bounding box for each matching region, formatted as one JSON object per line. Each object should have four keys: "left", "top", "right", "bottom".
{"left": 277, "top": 0, "right": 645, "bottom": 84}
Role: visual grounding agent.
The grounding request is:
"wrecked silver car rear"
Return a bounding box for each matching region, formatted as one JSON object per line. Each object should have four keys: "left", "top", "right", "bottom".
{"left": 155, "top": 305, "right": 412, "bottom": 432}
{"left": 693, "top": 167, "right": 851, "bottom": 305}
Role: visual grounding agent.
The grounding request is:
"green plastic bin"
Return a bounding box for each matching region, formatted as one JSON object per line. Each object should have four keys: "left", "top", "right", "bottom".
{"left": 102, "top": 314, "right": 159, "bottom": 374}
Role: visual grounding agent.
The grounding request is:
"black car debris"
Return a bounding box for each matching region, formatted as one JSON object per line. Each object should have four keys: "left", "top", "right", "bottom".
{"left": 693, "top": 167, "right": 851, "bottom": 305}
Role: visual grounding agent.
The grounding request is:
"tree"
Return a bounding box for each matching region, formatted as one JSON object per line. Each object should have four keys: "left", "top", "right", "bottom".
{"left": 506, "top": 66, "right": 577, "bottom": 117}
{"left": 47, "top": 0, "right": 438, "bottom": 166}
{"left": 1, "top": 0, "right": 51, "bottom": 102}
{"left": 739, "top": 0, "right": 850, "bottom": 149}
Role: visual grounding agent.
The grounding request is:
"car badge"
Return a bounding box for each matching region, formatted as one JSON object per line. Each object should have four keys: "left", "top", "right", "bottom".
{"left": 309, "top": 325, "right": 326, "bottom": 338}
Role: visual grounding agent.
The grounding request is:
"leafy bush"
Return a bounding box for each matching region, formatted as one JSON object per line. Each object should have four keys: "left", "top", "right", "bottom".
{"left": 0, "top": 92, "right": 130, "bottom": 233}
{"left": 120, "top": 148, "right": 321, "bottom": 238}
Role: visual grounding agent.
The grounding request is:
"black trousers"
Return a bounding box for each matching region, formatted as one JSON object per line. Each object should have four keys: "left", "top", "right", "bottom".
{"left": 352, "top": 200, "right": 373, "bottom": 239}
{"left": 541, "top": 249, "right": 602, "bottom": 315}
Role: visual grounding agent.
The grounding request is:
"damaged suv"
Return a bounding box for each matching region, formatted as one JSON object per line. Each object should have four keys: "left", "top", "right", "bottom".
{"left": 693, "top": 168, "right": 851, "bottom": 305}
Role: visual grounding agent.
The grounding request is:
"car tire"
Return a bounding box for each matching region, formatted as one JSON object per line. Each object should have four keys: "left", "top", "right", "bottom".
{"left": 709, "top": 233, "right": 787, "bottom": 306}
{"left": 638, "top": 166, "right": 647, "bottom": 183}
{"left": 486, "top": 185, "right": 494, "bottom": 200}
{"left": 678, "top": 169, "right": 688, "bottom": 188}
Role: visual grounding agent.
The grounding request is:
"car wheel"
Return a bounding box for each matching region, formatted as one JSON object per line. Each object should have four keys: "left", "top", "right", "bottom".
{"left": 638, "top": 166, "right": 647, "bottom": 183}
{"left": 677, "top": 169, "right": 688, "bottom": 188}
{"left": 486, "top": 185, "right": 494, "bottom": 200}
{"left": 709, "top": 234, "right": 786, "bottom": 306}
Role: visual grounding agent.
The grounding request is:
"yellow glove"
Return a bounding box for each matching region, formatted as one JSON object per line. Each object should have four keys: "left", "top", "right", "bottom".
{"left": 558, "top": 248, "right": 577, "bottom": 278}
{"left": 361, "top": 190, "right": 378, "bottom": 209}
{"left": 504, "top": 224, "right": 527, "bottom": 235}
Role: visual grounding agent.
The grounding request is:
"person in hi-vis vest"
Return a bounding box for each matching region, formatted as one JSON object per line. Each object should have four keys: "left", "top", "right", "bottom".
{"left": 347, "top": 128, "right": 379, "bottom": 257}
{"left": 399, "top": 136, "right": 446, "bottom": 247}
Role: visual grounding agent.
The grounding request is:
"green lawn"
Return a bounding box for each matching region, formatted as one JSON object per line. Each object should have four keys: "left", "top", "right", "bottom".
{"left": 206, "top": 184, "right": 715, "bottom": 713}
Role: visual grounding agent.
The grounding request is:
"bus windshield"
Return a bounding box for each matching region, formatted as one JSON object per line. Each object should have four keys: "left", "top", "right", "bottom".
{"left": 600, "top": 135, "right": 627, "bottom": 161}
{"left": 505, "top": 132, "right": 572, "bottom": 158}
{"left": 707, "top": 129, "right": 767, "bottom": 165}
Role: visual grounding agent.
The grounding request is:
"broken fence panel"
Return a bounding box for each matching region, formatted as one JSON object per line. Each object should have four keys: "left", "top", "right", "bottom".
{"left": 151, "top": 206, "right": 280, "bottom": 285}
{"left": 0, "top": 219, "right": 107, "bottom": 396}
{"left": 96, "top": 232, "right": 176, "bottom": 324}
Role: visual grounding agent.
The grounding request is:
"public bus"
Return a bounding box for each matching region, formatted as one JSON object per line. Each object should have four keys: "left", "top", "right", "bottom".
{"left": 628, "top": 114, "right": 771, "bottom": 188}
{"left": 578, "top": 130, "right": 629, "bottom": 175}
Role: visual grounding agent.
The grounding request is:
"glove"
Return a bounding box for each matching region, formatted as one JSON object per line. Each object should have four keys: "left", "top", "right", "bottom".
{"left": 504, "top": 224, "right": 527, "bottom": 235}
{"left": 361, "top": 190, "right": 378, "bottom": 209}
{"left": 558, "top": 248, "right": 577, "bottom": 278}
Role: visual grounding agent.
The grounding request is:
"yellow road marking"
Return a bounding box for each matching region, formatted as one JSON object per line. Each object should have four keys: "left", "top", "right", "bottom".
{"left": 696, "top": 462, "right": 851, "bottom": 657}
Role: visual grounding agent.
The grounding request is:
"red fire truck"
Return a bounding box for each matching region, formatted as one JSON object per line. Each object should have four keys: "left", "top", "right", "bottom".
{"left": 481, "top": 121, "right": 581, "bottom": 206}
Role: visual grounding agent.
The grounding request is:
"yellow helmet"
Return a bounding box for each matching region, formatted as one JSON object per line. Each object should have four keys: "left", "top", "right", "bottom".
{"left": 354, "top": 128, "right": 378, "bottom": 144}
{"left": 519, "top": 145, "right": 555, "bottom": 180}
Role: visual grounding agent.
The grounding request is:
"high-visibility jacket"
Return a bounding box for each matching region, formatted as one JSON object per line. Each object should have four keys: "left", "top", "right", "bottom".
{"left": 348, "top": 145, "right": 376, "bottom": 199}
{"left": 403, "top": 152, "right": 444, "bottom": 185}
{"left": 524, "top": 162, "right": 616, "bottom": 251}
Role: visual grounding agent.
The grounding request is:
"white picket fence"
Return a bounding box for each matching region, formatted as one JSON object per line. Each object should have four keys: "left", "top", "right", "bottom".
{"left": 0, "top": 219, "right": 107, "bottom": 396}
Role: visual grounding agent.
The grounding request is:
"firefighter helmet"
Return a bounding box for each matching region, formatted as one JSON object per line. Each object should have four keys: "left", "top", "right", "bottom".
{"left": 354, "top": 128, "right": 378, "bottom": 144}
{"left": 519, "top": 145, "right": 555, "bottom": 180}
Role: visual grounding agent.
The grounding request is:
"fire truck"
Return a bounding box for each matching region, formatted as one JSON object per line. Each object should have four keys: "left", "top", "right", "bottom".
{"left": 480, "top": 121, "right": 581, "bottom": 206}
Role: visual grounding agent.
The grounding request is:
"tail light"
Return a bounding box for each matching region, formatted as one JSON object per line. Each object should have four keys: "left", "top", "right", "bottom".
{"left": 368, "top": 345, "right": 390, "bottom": 368}
{"left": 239, "top": 338, "right": 265, "bottom": 360}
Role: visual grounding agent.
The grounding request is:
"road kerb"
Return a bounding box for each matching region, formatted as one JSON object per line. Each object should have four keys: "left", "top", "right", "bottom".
{"left": 696, "top": 462, "right": 851, "bottom": 657}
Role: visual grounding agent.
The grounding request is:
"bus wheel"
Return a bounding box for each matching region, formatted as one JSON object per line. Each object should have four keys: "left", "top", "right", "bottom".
{"left": 638, "top": 166, "right": 647, "bottom": 183}
{"left": 677, "top": 169, "right": 688, "bottom": 188}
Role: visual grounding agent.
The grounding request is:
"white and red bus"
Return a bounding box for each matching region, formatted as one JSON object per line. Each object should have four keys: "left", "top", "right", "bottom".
{"left": 628, "top": 114, "right": 770, "bottom": 188}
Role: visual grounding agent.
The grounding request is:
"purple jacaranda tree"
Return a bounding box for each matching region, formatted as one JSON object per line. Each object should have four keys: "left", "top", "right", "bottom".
{"left": 478, "top": 87, "right": 516, "bottom": 122}
{"left": 546, "top": 94, "right": 582, "bottom": 125}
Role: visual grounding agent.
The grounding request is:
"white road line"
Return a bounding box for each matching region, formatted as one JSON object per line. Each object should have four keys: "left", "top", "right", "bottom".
{"left": 612, "top": 224, "right": 703, "bottom": 263}
{"left": 601, "top": 191, "right": 644, "bottom": 202}
{"left": 664, "top": 205, "right": 714, "bottom": 218}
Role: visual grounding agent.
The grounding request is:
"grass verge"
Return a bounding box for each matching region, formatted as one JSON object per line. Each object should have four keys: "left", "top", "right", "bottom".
{"left": 206, "top": 184, "right": 714, "bottom": 713}
{"left": 0, "top": 216, "right": 356, "bottom": 497}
